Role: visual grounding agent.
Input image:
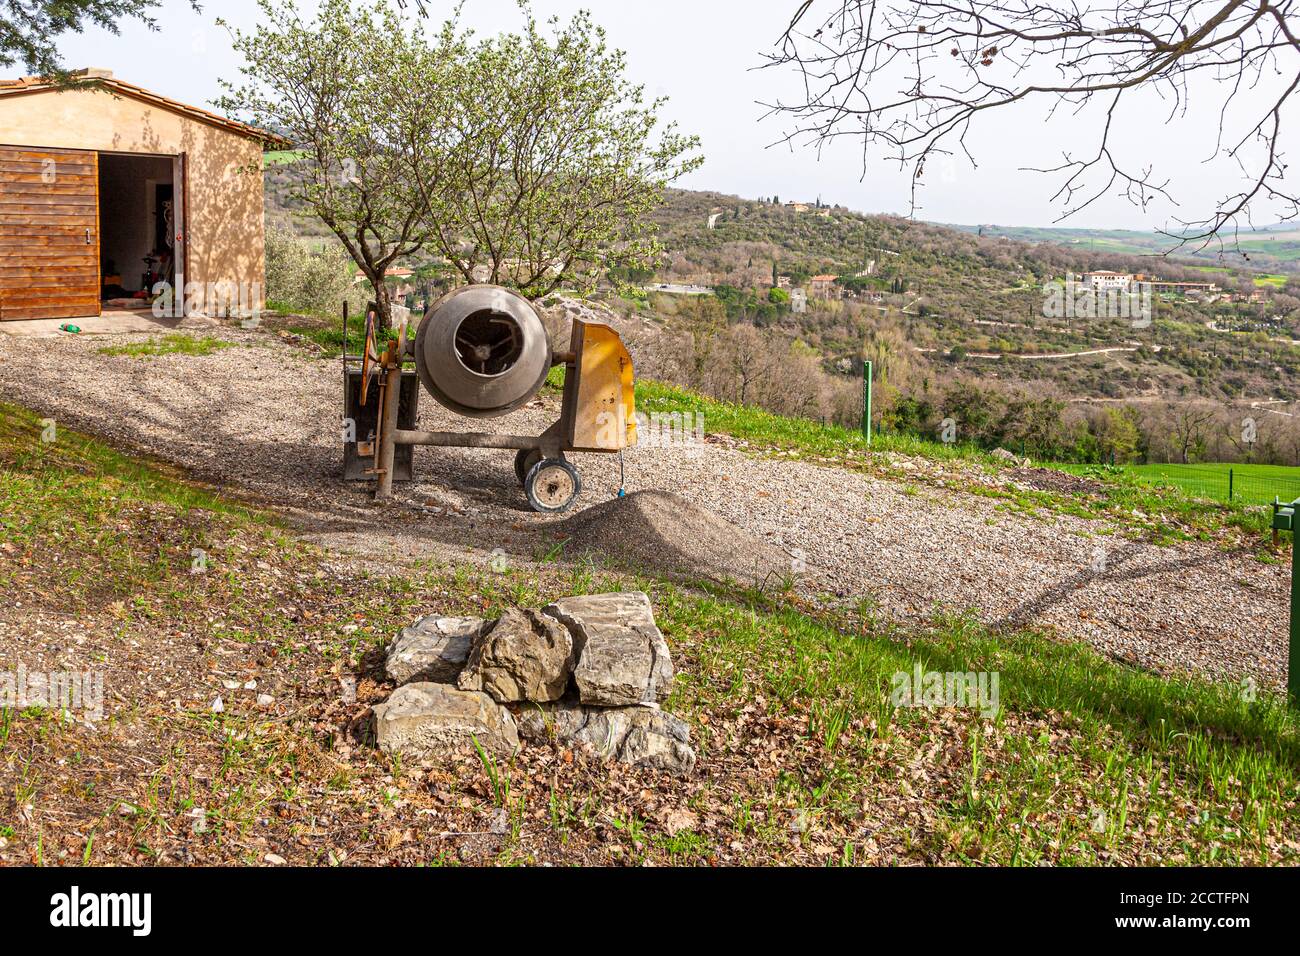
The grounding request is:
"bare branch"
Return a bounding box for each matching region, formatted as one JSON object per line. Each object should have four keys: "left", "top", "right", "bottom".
{"left": 759, "top": 0, "right": 1300, "bottom": 256}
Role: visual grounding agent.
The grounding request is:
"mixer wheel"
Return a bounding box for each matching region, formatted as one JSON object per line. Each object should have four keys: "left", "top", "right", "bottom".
{"left": 524, "top": 458, "right": 581, "bottom": 513}
{"left": 514, "top": 448, "right": 542, "bottom": 486}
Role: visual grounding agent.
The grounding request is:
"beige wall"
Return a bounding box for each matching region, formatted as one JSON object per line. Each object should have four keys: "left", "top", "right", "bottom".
{"left": 0, "top": 85, "right": 266, "bottom": 310}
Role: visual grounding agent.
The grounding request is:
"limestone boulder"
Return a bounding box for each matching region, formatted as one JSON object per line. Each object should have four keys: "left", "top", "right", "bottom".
{"left": 457, "top": 607, "right": 574, "bottom": 703}
{"left": 373, "top": 682, "right": 518, "bottom": 757}
{"left": 543, "top": 592, "right": 673, "bottom": 706}
{"left": 516, "top": 699, "right": 695, "bottom": 776}
{"left": 384, "top": 615, "right": 485, "bottom": 685}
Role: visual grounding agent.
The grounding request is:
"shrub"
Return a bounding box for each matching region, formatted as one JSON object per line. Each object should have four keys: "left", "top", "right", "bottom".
{"left": 264, "top": 227, "right": 357, "bottom": 317}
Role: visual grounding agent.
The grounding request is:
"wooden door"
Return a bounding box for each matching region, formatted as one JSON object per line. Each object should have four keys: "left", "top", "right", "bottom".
{"left": 0, "top": 145, "right": 100, "bottom": 321}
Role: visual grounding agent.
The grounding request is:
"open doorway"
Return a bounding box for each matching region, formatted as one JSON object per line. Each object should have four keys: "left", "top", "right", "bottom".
{"left": 98, "top": 153, "right": 177, "bottom": 309}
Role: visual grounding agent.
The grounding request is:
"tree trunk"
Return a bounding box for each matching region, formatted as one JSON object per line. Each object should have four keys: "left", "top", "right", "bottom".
{"left": 369, "top": 277, "right": 393, "bottom": 337}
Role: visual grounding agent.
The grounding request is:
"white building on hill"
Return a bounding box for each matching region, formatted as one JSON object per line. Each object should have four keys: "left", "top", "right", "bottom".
{"left": 1080, "top": 271, "right": 1133, "bottom": 291}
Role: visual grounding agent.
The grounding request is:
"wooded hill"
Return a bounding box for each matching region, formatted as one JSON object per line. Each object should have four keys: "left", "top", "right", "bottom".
{"left": 265, "top": 165, "right": 1300, "bottom": 461}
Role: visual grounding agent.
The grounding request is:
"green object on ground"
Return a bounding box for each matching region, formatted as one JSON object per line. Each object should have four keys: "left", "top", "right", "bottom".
{"left": 1271, "top": 497, "right": 1300, "bottom": 708}
{"left": 59, "top": 324, "right": 81, "bottom": 334}
{"left": 862, "top": 359, "right": 872, "bottom": 445}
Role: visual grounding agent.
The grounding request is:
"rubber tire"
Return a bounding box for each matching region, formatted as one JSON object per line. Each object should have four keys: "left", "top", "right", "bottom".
{"left": 524, "top": 458, "right": 581, "bottom": 513}
{"left": 513, "top": 448, "right": 542, "bottom": 486}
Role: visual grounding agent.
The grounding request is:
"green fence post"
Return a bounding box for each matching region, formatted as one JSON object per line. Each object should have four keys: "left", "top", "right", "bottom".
{"left": 862, "top": 360, "right": 873, "bottom": 446}
{"left": 1291, "top": 523, "right": 1300, "bottom": 708}
{"left": 1277, "top": 498, "right": 1300, "bottom": 708}
{"left": 1229, "top": 468, "right": 1234, "bottom": 502}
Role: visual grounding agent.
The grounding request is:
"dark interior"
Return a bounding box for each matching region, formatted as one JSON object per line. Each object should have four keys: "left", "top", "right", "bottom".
{"left": 98, "top": 152, "right": 175, "bottom": 302}
{"left": 454, "top": 310, "right": 524, "bottom": 375}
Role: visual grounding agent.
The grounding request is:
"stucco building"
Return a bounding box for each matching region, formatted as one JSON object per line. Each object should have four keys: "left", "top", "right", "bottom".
{"left": 0, "top": 69, "right": 280, "bottom": 321}
{"left": 1079, "top": 271, "right": 1133, "bottom": 292}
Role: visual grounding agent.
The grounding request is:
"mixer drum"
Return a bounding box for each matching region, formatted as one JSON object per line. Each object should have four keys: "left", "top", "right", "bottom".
{"left": 414, "top": 285, "right": 552, "bottom": 418}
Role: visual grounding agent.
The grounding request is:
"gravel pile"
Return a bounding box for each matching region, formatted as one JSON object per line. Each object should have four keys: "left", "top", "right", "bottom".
{"left": 0, "top": 327, "right": 1288, "bottom": 690}
{"left": 553, "top": 490, "right": 796, "bottom": 586}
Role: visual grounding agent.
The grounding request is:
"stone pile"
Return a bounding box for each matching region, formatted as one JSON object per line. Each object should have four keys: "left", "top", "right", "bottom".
{"left": 372, "top": 592, "right": 696, "bottom": 776}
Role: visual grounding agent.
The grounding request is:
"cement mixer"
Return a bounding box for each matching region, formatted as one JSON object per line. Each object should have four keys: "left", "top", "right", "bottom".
{"left": 353, "top": 284, "right": 637, "bottom": 513}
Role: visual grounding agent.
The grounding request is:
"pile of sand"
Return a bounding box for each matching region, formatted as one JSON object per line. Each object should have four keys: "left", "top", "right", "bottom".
{"left": 553, "top": 490, "right": 798, "bottom": 587}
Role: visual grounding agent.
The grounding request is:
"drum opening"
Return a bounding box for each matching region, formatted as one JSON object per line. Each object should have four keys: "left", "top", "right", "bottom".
{"left": 454, "top": 310, "right": 524, "bottom": 376}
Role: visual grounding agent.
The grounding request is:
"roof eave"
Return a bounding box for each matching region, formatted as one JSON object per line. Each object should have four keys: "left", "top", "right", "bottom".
{"left": 0, "top": 75, "right": 292, "bottom": 149}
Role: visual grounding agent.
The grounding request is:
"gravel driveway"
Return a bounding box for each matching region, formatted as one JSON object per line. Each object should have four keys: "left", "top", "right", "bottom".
{"left": 0, "top": 326, "right": 1287, "bottom": 691}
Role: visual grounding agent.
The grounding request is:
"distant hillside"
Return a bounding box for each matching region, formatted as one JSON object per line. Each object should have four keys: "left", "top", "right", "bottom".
{"left": 938, "top": 221, "right": 1300, "bottom": 269}
{"left": 264, "top": 169, "right": 1300, "bottom": 409}
{"left": 638, "top": 189, "right": 1300, "bottom": 408}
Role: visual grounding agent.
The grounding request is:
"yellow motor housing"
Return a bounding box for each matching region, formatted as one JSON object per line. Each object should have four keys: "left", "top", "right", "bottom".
{"left": 560, "top": 317, "right": 637, "bottom": 453}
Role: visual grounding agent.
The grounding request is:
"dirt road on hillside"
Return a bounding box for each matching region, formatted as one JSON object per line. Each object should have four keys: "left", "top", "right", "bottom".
{"left": 0, "top": 327, "right": 1287, "bottom": 691}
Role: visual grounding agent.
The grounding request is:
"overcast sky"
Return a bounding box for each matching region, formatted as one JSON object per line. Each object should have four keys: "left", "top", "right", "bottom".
{"left": 42, "top": 0, "right": 1298, "bottom": 232}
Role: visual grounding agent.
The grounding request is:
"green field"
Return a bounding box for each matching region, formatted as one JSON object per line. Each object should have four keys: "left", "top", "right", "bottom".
{"left": 264, "top": 149, "right": 308, "bottom": 165}
{"left": 1129, "top": 461, "right": 1300, "bottom": 505}
{"left": 941, "top": 221, "right": 1300, "bottom": 267}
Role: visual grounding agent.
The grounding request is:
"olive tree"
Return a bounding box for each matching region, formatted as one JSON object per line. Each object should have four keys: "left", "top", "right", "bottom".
{"left": 405, "top": 8, "right": 704, "bottom": 299}
{"left": 217, "top": 0, "right": 463, "bottom": 333}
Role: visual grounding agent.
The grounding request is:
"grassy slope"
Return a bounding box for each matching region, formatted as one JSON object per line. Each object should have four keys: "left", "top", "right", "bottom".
{"left": 1, "top": 398, "right": 1298, "bottom": 865}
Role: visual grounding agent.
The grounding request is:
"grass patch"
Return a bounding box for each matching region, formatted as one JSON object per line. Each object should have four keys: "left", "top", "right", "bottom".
{"left": 1, "top": 400, "right": 1296, "bottom": 865}
{"left": 0, "top": 401, "right": 270, "bottom": 609}
{"left": 286, "top": 323, "right": 367, "bottom": 354}
{"left": 660, "top": 586, "right": 1300, "bottom": 864}
{"left": 280, "top": 313, "right": 417, "bottom": 360}
{"left": 264, "top": 149, "right": 308, "bottom": 166}
{"left": 0, "top": 401, "right": 256, "bottom": 519}
{"left": 98, "top": 334, "right": 237, "bottom": 358}
{"left": 1126, "top": 461, "right": 1300, "bottom": 506}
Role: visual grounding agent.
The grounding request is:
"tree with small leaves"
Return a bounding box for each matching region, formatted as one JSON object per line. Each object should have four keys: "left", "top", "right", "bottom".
{"left": 218, "top": 0, "right": 465, "bottom": 334}
{"left": 408, "top": 8, "right": 703, "bottom": 299}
